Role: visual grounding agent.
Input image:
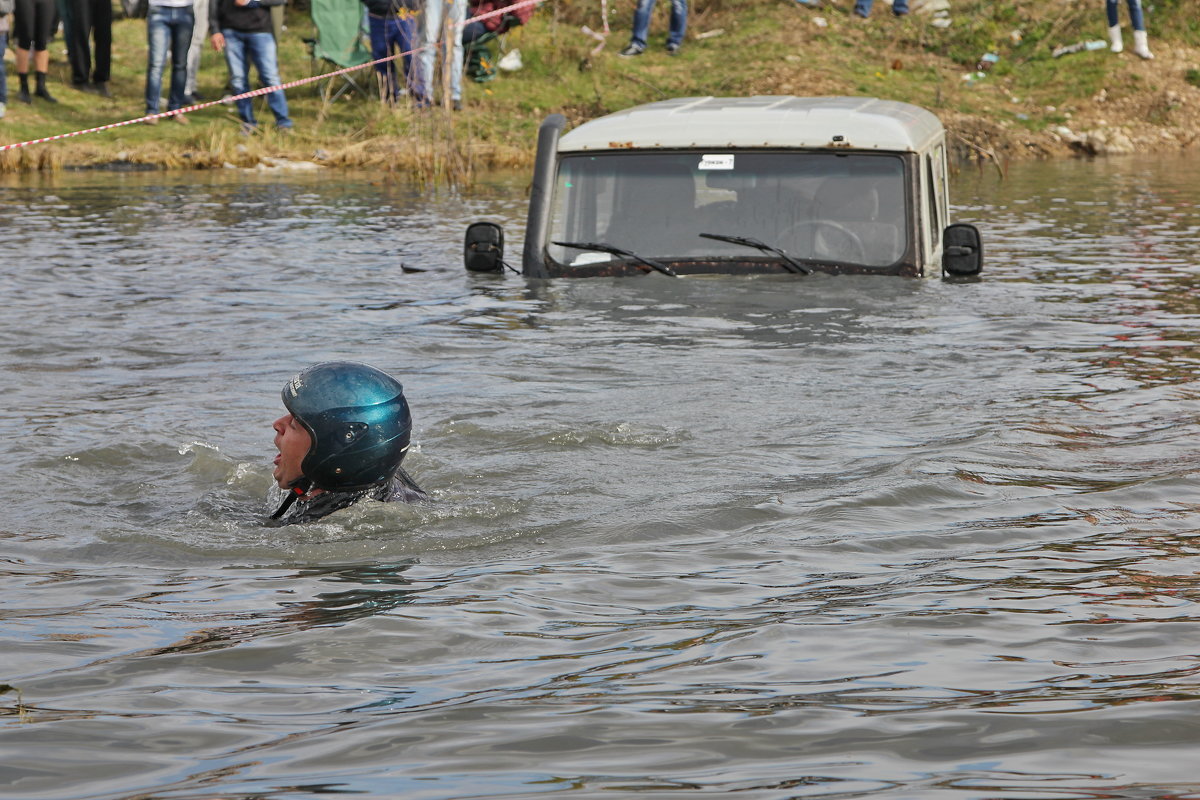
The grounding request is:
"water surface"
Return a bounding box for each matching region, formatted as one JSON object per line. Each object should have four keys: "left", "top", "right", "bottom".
{"left": 3, "top": 155, "right": 1200, "bottom": 799}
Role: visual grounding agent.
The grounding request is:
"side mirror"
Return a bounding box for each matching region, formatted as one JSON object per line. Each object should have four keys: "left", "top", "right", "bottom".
{"left": 464, "top": 222, "right": 505, "bottom": 273}
{"left": 942, "top": 223, "right": 983, "bottom": 277}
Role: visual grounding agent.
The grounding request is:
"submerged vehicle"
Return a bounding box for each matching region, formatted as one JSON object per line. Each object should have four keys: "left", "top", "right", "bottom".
{"left": 464, "top": 96, "right": 983, "bottom": 279}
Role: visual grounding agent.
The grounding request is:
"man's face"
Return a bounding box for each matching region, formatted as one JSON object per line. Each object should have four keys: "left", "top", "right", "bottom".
{"left": 273, "top": 413, "right": 311, "bottom": 488}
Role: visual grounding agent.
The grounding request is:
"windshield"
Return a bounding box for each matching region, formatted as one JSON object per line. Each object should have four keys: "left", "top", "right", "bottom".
{"left": 547, "top": 151, "right": 908, "bottom": 270}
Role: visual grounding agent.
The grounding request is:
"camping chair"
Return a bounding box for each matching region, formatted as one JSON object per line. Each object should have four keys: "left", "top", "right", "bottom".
{"left": 305, "top": 0, "right": 374, "bottom": 102}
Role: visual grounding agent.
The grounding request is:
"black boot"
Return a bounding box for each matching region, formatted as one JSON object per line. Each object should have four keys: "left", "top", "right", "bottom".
{"left": 35, "top": 72, "right": 58, "bottom": 103}
{"left": 17, "top": 73, "right": 31, "bottom": 104}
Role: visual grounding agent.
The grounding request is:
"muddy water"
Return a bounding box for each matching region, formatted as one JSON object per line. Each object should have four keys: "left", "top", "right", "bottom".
{"left": 3, "top": 155, "right": 1200, "bottom": 799}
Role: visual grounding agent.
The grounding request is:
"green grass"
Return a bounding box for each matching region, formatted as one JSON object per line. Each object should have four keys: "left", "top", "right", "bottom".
{"left": 1, "top": 0, "right": 1197, "bottom": 175}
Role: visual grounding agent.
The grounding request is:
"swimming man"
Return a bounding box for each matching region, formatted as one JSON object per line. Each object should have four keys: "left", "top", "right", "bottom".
{"left": 269, "top": 361, "right": 427, "bottom": 525}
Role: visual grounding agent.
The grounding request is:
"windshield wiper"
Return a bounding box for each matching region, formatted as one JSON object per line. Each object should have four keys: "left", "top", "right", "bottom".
{"left": 698, "top": 232, "right": 811, "bottom": 275}
{"left": 552, "top": 241, "right": 678, "bottom": 278}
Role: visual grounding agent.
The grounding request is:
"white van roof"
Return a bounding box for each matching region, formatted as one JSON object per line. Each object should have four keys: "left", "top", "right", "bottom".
{"left": 556, "top": 96, "right": 945, "bottom": 154}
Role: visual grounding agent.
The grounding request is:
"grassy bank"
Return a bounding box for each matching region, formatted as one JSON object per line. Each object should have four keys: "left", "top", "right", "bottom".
{"left": 2, "top": 0, "right": 1199, "bottom": 177}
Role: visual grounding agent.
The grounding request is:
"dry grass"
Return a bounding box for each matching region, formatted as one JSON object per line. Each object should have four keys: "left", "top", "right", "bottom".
{"left": 1, "top": 0, "right": 1198, "bottom": 178}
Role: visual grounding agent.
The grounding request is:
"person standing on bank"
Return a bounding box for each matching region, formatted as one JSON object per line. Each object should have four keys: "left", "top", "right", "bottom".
{"left": 420, "top": 0, "right": 465, "bottom": 110}
{"left": 182, "top": 0, "right": 210, "bottom": 104}
{"left": 269, "top": 362, "right": 427, "bottom": 526}
{"left": 67, "top": 0, "right": 112, "bottom": 96}
{"left": 1107, "top": 0, "right": 1153, "bottom": 60}
{"left": 210, "top": 0, "right": 292, "bottom": 132}
{"left": 360, "top": 0, "right": 420, "bottom": 105}
{"left": 619, "top": 0, "right": 686, "bottom": 57}
{"left": 12, "top": 0, "right": 58, "bottom": 103}
{"left": 144, "top": 0, "right": 194, "bottom": 122}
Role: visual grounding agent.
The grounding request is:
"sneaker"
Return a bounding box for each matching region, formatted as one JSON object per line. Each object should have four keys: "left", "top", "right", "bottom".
{"left": 171, "top": 113, "right": 190, "bottom": 124}
{"left": 666, "top": 43, "right": 681, "bottom": 55}
{"left": 143, "top": 116, "right": 159, "bottom": 125}
{"left": 0, "top": 102, "right": 6, "bottom": 119}
{"left": 618, "top": 43, "right": 644, "bottom": 57}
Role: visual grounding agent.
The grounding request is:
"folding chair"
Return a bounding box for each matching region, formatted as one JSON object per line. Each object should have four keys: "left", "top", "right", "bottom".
{"left": 305, "top": 0, "right": 374, "bottom": 102}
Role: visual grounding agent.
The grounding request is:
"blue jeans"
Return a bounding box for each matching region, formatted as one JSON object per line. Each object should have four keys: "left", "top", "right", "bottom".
{"left": 368, "top": 12, "right": 419, "bottom": 100}
{"left": 421, "top": 0, "right": 464, "bottom": 103}
{"left": 145, "top": 4, "right": 194, "bottom": 113}
{"left": 221, "top": 28, "right": 291, "bottom": 128}
{"left": 1106, "top": 0, "right": 1145, "bottom": 31}
{"left": 854, "top": 0, "right": 909, "bottom": 15}
{"left": 630, "top": 0, "right": 686, "bottom": 48}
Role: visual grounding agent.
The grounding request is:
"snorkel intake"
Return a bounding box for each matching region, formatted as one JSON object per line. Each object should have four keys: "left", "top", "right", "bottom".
{"left": 269, "top": 362, "right": 413, "bottom": 520}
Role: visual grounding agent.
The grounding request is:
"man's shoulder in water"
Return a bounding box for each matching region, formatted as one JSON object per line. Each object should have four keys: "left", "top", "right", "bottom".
{"left": 375, "top": 466, "right": 428, "bottom": 504}
{"left": 273, "top": 467, "right": 428, "bottom": 526}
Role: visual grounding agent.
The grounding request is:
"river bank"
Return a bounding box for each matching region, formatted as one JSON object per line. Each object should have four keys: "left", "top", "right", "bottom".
{"left": 1, "top": 0, "right": 1198, "bottom": 177}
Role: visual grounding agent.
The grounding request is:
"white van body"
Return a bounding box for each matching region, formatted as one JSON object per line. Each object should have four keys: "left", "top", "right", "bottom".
{"left": 464, "top": 96, "right": 982, "bottom": 279}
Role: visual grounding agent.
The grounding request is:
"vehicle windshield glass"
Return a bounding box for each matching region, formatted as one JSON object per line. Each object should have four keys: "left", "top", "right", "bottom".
{"left": 547, "top": 151, "right": 908, "bottom": 269}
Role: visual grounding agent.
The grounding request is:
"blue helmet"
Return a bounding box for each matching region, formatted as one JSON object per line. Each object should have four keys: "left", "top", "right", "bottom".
{"left": 281, "top": 362, "right": 413, "bottom": 492}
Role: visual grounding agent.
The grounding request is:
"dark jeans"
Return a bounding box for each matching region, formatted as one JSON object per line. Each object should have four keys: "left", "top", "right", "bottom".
{"left": 145, "top": 4, "right": 194, "bottom": 113}
{"left": 67, "top": 0, "right": 112, "bottom": 84}
{"left": 854, "top": 0, "right": 909, "bottom": 14}
{"left": 221, "top": 27, "right": 291, "bottom": 128}
{"left": 1106, "top": 0, "right": 1146, "bottom": 31}
{"left": 630, "top": 0, "right": 686, "bottom": 49}
{"left": 461, "top": 19, "right": 487, "bottom": 46}
{"left": 367, "top": 12, "right": 419, "bottom": 100}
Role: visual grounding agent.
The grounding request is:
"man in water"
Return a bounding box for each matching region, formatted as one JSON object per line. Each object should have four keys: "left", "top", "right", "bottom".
{"left": 269, "top": 361, "right": 427, "bottom": 526}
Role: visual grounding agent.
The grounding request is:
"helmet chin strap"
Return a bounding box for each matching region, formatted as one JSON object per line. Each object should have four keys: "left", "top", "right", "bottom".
{"left": 270, "top": 476, "right": 313, "bottom": 520}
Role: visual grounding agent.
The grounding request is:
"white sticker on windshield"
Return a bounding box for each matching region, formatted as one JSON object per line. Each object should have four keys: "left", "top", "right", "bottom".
{"left": 571, "top": 252, "right": 613, "bottom": 266}
{"left": 699, "top": 154, "right": 735, "bottom": 170}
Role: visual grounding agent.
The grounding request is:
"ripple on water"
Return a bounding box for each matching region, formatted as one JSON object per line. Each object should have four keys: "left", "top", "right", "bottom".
{"left": 4, "top": 160, "right": 1200, "bottom": 798}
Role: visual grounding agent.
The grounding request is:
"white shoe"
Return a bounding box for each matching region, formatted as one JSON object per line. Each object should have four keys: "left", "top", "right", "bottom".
{"left": 1108, "top": 24, "right": 1123, "bottom": 53}
{"left": 0, "top": 102, "right": 6, "bottom": 119}
{"left": 1133, "top": 29, "right": 1154, "bottom": 59}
